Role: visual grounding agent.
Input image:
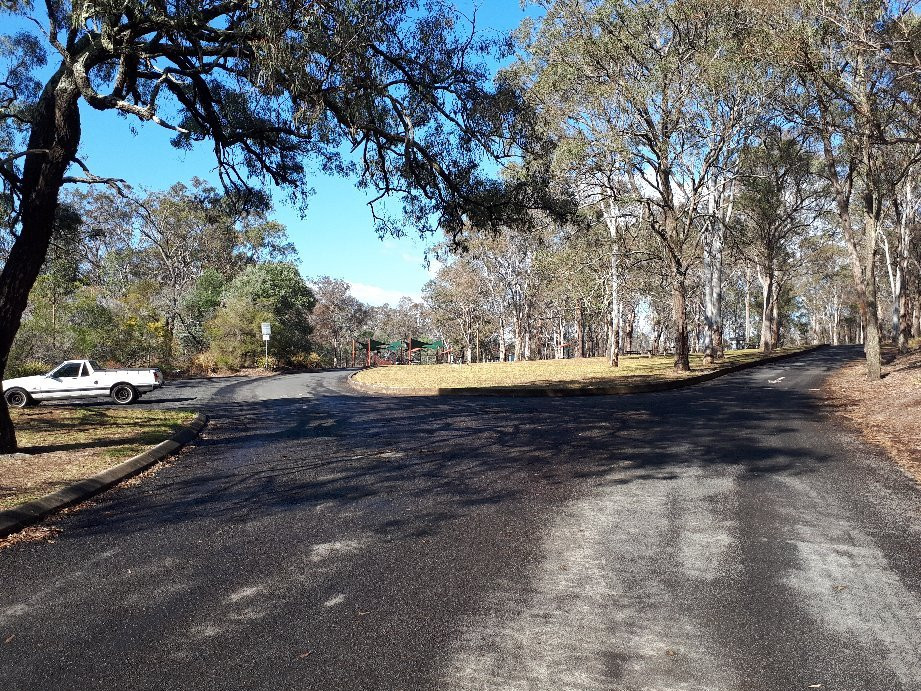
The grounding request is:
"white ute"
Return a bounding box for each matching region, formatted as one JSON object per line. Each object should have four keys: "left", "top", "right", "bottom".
{"left": 2, "top": 360, "right": 163, "bottom": 408}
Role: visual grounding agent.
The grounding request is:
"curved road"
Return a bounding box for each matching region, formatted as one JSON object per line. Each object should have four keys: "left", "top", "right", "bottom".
{"left": 1, "top": 347, "right": 920, "bottom": 690}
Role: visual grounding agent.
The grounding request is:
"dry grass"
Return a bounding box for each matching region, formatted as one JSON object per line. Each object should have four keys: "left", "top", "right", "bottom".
{"left": 0, "top": 407, "right": 193, "bottom": 510}
{"left": 353, "top": 347, "right": 810, "bottom": 391}
{"left": 824, "top": 347, "right": 921, "bottom": 483}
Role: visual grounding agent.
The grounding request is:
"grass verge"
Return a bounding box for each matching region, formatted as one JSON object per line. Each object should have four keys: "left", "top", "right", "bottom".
{"left": 0, "top": 407, "right": 193, "bottom": 511}
{"left": 824, "top": 346, "right": 921, "bottom": 483}
{"left": 353, "top": 347, "right": 812, "bottom": 391}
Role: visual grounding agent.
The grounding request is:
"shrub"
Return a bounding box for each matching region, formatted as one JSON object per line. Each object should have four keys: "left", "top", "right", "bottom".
{"left": 287, "top": 351, "right": 330, "bottom": 369}
{"left": 5, "top": 360, "right": 51, "bottom": 378}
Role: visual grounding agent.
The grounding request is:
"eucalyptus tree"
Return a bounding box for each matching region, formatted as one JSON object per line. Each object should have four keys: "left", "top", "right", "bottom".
{"left": 783, "top": 0, "right": 921, "bottom": 378}
{"left": 368, "top": 298, "right": 434, "bottom": 346}
{"left": 463, "top": 224, "right": 547, "bottom": 361}
{"left": 879, "top": 146, "right": 920, "bottom": 352}
{"left": 133, "top": 181, "right": 295, "bottom": 356}
{"left": 424, "top": 258, "right": 489, "bottom": 363}
{"left": 731, "top": 129, "right": 825, "bottom": 352}
{"left": 513, "top": 0, "right": 771, "bottom": 370}
{"left": 309, "top": 276, "right": 371, "bottom": 366}
{"left": 206, "top": 262, "right": 314, "bottom": 368}
{"left": 0, "top": 0, "right": 519, "bottom": 451}
{"left": 541, "top": 218, "right": 611, "bottom": 358}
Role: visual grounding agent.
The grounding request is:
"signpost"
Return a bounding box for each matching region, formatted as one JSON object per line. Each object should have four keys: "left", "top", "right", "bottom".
{"left": 261, "top": 322, "right": 271, "bottom": 369}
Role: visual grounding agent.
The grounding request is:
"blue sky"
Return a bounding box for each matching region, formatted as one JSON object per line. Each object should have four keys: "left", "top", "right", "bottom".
{"left": 23, "top": 2, "right": 532, "bottom": 306}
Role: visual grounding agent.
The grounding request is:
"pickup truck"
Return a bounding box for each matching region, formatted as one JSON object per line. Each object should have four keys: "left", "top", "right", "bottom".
{"left": 2, "top": 360, "right": 163, "bottom": 408}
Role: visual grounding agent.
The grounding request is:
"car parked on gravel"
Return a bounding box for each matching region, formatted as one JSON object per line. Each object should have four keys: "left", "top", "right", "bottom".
{"left": 2, "top": 360, "right": 164, "bottom": 407}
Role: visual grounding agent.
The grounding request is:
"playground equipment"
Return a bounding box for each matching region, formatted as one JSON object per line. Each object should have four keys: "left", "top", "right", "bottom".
{"left": 351, "top": 338, "right": 450, "bottom": 367}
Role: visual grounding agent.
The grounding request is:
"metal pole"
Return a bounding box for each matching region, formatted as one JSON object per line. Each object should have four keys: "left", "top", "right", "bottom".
{"left": 265, "top": 340, "right": 269, "bottom": 369}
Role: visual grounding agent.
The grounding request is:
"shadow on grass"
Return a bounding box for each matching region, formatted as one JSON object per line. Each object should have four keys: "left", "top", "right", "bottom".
{"left": 13, "top": 408, "right": 185, "bottom": 454}
{"left": 19, "top": 428, "right": 181, "bottom": 454}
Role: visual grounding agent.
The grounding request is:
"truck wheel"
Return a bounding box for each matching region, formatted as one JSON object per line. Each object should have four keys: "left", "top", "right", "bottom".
{"left": 4, "top": 388, "right": 32, "bottom": 409}
{"left": 111, "top": 383, "right": 138, "bottom": 405}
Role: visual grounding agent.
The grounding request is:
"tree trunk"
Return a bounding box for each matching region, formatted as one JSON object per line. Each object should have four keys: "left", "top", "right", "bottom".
{"left": 556, "top": 312, "right": 566, "bottom": 360}
{"left": 513, "top": 314, "right": 522, "bottom": 362}
{"left": 863, "top": 242, "right": 882, "bottom": 379}
{"left": 759, "top": 268, "right": 773, "bottom": 353}
{"left": 576, "top": 301, "right": 585, "bottom": 358}
{"left": 624, "top": 302, "right": 635, "bottom": 352}
{"left": 771, "top": 279, "right": 781, "bottom": 349}
{"left": 744, "top": 266, "right": 751, "bottom": 347}
{"left": 609, "top": 267, "right": 621, "bottom": 369}
{"left": 898, "top": 284, "right": 911, "bottom": 353}
{"left": 702, "top": 216, "right": 724, "bottom": 364}
{"left": 672, "top": 274, "right": 690, "bottom": 371}
{"left": 605, "top": 205, "right": 621, "bottom": 367}
{"left": 0, "top": 68, "right": 81, "bottom": 453}
{"left": 896, "top": 193, "right": 912, "bottom": 353}
{"left": 861, "top": 178, "right": 883, "bottom": 379}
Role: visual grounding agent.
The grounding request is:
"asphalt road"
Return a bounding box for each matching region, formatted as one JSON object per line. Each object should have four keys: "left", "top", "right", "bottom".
{"left": 1, "top": 347, "right": 920, "bottom": 690}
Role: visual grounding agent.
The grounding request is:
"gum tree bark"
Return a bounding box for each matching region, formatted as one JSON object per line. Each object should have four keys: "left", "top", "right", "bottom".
{"left": 0, "top": 68, "right": 80, "bottom": 451}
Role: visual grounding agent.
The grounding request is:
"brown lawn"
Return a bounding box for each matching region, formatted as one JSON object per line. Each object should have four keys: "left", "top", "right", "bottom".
{"left": 0, "top": 407, "right": 193, "bottom": 510}
{"left": 353, "top": 347, "right": 813, "bottom": 391}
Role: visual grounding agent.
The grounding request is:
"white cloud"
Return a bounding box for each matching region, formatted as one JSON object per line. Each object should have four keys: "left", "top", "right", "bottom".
{"left": 349, "top": 282, "right": 421, "bottom": 306}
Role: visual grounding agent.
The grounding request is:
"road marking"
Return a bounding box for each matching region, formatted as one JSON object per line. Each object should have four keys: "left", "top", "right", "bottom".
{"left": 768, "top": 376, "right": 785, "bottom": 384}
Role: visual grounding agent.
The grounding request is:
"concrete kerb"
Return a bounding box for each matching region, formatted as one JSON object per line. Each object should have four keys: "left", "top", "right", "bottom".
{"left": 0, "top": 412, "right": 208, "bottom": 538}
{"left": 348, "top": 345, "right": 828, "bottom": 398}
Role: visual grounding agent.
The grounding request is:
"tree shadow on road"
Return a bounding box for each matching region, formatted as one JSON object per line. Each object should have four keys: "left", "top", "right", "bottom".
{"left": 61, "top": 348, "right": 863, "bottom": 544}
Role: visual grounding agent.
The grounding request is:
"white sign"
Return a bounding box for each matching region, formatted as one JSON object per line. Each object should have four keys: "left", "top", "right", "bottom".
{"left": 261, "top": 322, "right": 271, "bottom": 337}
{"left": 263, "top": 334, "right": 270, "bottom": 341}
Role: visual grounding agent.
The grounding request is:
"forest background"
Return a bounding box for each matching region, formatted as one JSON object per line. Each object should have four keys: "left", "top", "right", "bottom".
{"left": 2, "top": 0, "right": 920, "bottom": 380}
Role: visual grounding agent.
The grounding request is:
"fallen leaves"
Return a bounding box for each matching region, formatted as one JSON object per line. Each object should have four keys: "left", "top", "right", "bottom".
{"left": 0, "top": 525, "right": 61, "bottom": 551}
{"left": 823, "top": 347, "right": 921, "bottom": 484}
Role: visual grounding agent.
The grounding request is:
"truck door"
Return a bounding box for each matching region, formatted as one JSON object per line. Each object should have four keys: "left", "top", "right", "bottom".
{"left": 47, "top": 362, "right": 85, "bottom": 398}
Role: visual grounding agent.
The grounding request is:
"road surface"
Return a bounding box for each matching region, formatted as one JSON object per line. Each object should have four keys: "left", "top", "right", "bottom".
{"left": 1, "top": 347, "right": 919, "bottom": 690}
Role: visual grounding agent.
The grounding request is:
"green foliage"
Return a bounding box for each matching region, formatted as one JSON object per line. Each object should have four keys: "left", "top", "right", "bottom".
{"left": 2, "top": 0, "right": 521, "bottom": 243}
{"left": 206, "top": 263, "right": 315, "bottom": 368}
{"left": 5, "top": 360, "right": 50, "bottom": 378}
{"left": 6, "top": 183, "right": 308, "bottom": 374}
